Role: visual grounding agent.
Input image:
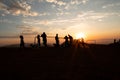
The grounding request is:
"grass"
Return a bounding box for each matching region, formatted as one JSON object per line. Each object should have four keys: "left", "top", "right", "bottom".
{"left": 0, "top": 44, "right": 120, "bottom": 80}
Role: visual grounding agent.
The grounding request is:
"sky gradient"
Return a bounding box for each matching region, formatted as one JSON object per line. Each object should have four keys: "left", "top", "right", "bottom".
{"left": 0, "top": 0, "right": 120, "bottom": 46}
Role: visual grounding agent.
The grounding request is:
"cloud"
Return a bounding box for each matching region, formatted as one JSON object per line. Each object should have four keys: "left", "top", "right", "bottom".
{"left": 16, "top": 25, "right": 39, "bottom": 35}
{"left": 22, "top": 12, "right": 104, "bottom": 26}
{"left": 38, "top": 0, "right": 43, "bottom": 2}
{"left": 39, "top": 12, "right": 50, "bottom": 16}
{"left": 0, "top": 19, "right": 13, "bottom": 23}
{"left": 102, "top": 3, "right": 120, "bottom": 9}
{"left": 23, "top": 19, "right": 52, "bottom": 26}
{"left": 46, "top": 0, "right": 66, "bottom": 6}
{"left": 0, "top": 0, "right": 39, "bottom": 16}
{"left": 56, "top": 12, "right": 70, "bottom": 16}
{"left": 1, "top": 14, "right": 5, "bottom": 16}
{"left": 53, "top": 11, "right": 120, "bottom": 24}
{"left": 23, "top": 18, "right": 77, "bottom": 27}
{"left": 46, "top": 0, "right": 88, "bottom": 6}
{"left": 22, "top": 10, "right": 120, "bottom": 27}
{"left": 0, "top": 36, "right": 18, "bottom": 38}
{"left": 77, "top": 11, "right": 108, "bottom": 21}
{"left": 46, "top": 0, "right": 89, "bottom": 11}
{"left": 0, "top": 1, "right": 8, "bottom": 10}
{"left": 76, "top": 11, "right": 120, "bottom": 22}
{"left": 57, "top": 1, "right": 66, "bottom": 6}
{"left": 70, "top": 0, "right": 88, "bottom": 5}
{"left": 82, "top": 0, "right": 88, "bottom": 4}
{"left": 63, "top": 0, "right": 89, "bottom": 10}
{"left": 102, "top": 4, "right": 115, "bottom": 9}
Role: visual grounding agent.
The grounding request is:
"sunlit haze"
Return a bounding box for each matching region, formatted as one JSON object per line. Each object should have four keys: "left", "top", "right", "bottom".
{"left": 0, "top": 0, "right": 120, "bottom": 46}
{"left": 75, "top": 32, "right": 86, "bottom": 39}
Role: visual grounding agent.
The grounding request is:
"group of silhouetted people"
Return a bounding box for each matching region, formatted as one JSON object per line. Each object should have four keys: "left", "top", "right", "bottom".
{"left": 114, "top": 39, "right": 120, "bottom": 45}
{"left": 19, "top": 32, "right": 75, "bottom": 48}
{"left": 63, "top": 34, "right": 73, "bottom": 47}
{"left": 36, "top": 32, "right": 47, "bottom": 47}
{"left": 20, "top": 32, "right": 47, "bottom": 48}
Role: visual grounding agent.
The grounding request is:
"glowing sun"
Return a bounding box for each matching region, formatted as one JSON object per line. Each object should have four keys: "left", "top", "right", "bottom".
{"left": 75, "top": 32, "right": 86, "bottom": 39}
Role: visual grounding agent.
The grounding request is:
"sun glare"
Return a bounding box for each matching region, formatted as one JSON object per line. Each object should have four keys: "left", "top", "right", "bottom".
{"left": 75, "top": 32, "right": 86, "bottom": 39}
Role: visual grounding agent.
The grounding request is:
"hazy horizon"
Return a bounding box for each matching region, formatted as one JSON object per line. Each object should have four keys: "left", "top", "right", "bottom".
{"left": 0, "top": 36, "right": 116, "bottom": 47}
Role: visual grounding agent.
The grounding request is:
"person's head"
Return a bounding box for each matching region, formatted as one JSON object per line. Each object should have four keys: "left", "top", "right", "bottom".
{"left": 56, "top": 34, "right": 58, "bottom": 36}
{"left": 68, "top": 34, "right": 72, "bottom": 37}
{"left": 37, "top": 34, "right": 40, "bottom": 37}
{"left": 20, "top": 35, "right": 23, "bottom": 38}
{"left": 65, "top": 35, "right": 68, "bottom": 38}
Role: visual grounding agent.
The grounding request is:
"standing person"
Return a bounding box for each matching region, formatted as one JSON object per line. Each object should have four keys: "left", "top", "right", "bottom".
{"left": 114, "top": 39, "right": 116, "bottom": 44}
{"left": 37, "top": 34, "right": 40, "bottom": 47}
{"left": 55, "top": 34, "right": 59, "bottom": 47}
{"left": 81, "top": 38, "right": 84, "bottom": 47}
{"left": 41, "top": 32, "right": 47, "bottom": 47}
{"left": 20, "top": 35, "right": 24, "bottom": 48}
{"left": 64, "top": 35, "right": 69, "bottom": 47}
{"left": 118, "top": 39, "right": 120, "bottom": 44}
{"left": 68, "top": 34, "right": 73, "bottom": 46}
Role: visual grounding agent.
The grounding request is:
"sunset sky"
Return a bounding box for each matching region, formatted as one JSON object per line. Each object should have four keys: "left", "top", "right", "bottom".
{"left": 0, "top": 0, "right": 120, "bottom": 46}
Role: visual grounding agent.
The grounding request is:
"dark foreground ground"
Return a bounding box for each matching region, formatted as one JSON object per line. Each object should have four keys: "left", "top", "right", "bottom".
{"left": 0, "top": 44, "right": 120, "bottom": 80}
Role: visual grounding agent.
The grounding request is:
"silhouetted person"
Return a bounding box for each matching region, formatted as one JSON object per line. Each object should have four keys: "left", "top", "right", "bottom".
{"left": 37, "top": 34, "right": 40, "bottom": 47}
{"left": 81, "top": 38, "right": 85, "bottom": 47}
{"left": 114, "top": 39, "right": 116, "bottom": 44}
{"left": 64, "top": 35, "right": 69, "bottom": 47}
{"left": 68, "top": 34, "right": 73, "bottom": 46}
{"left": 41, "top": 32, "right": 47, "bottom": 47}
{"left": 20, "top": 35, "right": 24, "bottom": 48}
{"left": 55, "top": 34, "right": 59, "bottom": 47}
{"left": 118, "top": 39, "right": 120, "bottom": 44}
